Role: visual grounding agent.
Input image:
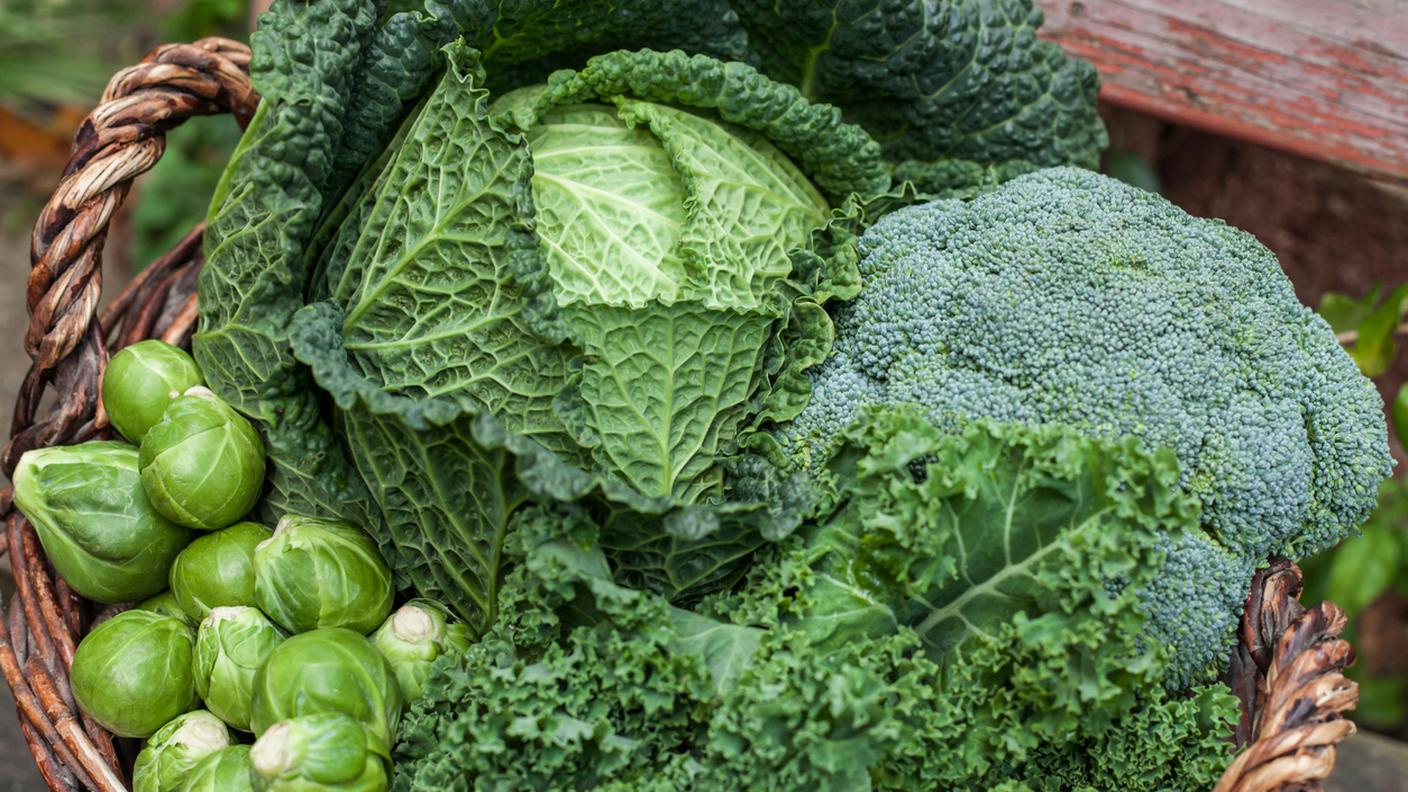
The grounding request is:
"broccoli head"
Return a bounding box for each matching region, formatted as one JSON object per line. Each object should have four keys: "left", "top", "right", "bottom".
{"left": 776, "top": 166, "right": 1393, "bottom": 685}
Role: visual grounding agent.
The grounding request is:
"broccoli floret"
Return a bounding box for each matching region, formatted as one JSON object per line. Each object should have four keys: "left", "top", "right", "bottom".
{"left": 778, "top": 167, "right": 1392, "bottom": 685}
{"left": 1139, "top": 531, "right": 1255, "bottom": 689}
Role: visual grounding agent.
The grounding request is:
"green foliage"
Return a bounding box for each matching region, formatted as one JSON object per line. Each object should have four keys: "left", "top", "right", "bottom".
{"left": 198, "top": 0, "right": 1109, "bottom": 632}
{"left": 0, "top": 1, "right": 245, "bottom": 268}
{"left": 1395, "top": 385, "right": 1408, "bottom": 453}
{"left": 776, "top": 167, "right": 1393, "bottom": 686}
{"left": 1322, "top": 284, "right": 1408, "bottom": 377}
{"left": 132, "top": 116, "right": 244, "bottom": 269}
{"left": 1102, "top": 149, "right": 1162, "bottom": 194}
{"left": 0, "top": 0, "right": 144, "bottom": 108}
{"left": 1305, "top": 282, "right": 1407, "bottom": 731}
{"left": 1302, "top": 478, "right": 1408, "bottom": 729}
{"left": 394, "top": 409, "right": 1239, "bottom": 790}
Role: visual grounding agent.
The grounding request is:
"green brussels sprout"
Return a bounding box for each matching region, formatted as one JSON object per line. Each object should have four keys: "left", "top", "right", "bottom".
{"left": 132, "top": 710, "right": 231, "bottom": 792}
{"left": 369, "top": 599, "right": 470, "bottom": 702}
{"left": 250, "top": 714, "right": 389, "bottom": 792}
{"left": 138, "top": 590, "right": 196, "bottom": 627}
{"left": 179, "top": 745, "right": 255, "bottom": 792}
{"left": 140, "top": 386, "right": 266, "bottom": 531}
{"left": 194, "top": 606, "right": 287, "bottom": 731}
{"left": 12, "top": 442, "right": 194, "bottom": 603}
{"left": 253, "top": 516, "right": 392, "bottom": 634}
{"left": 171, "top": 522, "right": 272, "bottom": 621}
{"left": 102, "top": 340, "right": 204, "bottom": 444}
{"left": 72, "top": 610, "right": 197, "bottom": 737}
{"left": 250, "top": 628, "right": 403, "bottom": 749}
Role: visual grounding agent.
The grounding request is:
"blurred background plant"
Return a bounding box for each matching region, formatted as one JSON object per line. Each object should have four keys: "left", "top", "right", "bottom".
{"left": 0, "top": 0, "right": 248, "bottom": 268}
{"left": 1302, "top": 285, "right": 1408, "bottom": 738}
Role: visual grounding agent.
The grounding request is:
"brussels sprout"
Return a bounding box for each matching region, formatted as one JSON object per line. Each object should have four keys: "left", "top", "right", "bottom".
{"left": 72, "top": 610, "right": 197, "bottom": 737}
{"left": 12, "top": 442, "right": 194, "bottom": 603}
{"left": 369, "top": 599, "right": 470, "bottom": 702}
{"left": 194, "top": 606, "right": 287, "bottom": 731}
{"left": 102, "top": 340, "right": 205, "bottom": 444}
{"left": 250, "top": 628, "right": 403, "bottom": 749}
{"left": 140, "top": 387, "right": 266, "bottom": 531}
{"left": 171, "top": 522, "right": 272, "bottom": 621}
{"left": 132, "top": 710, "right": 231, "bottom": 792}
{"left": 138, "top": 590, "right": 196, "bottom": 627}
{"left": 254, "top": 516, "right": 392, "bottom": 634}
{"left": 179, "top": 745, "right": 255, "bottom": 792}
{"left": 250, "top": 714, "right": 390, "bottom": 792}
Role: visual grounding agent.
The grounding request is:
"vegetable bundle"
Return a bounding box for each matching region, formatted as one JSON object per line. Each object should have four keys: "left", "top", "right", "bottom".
{"left": 14, "top": 342, "right": 467, "bottom": 790}
{"left": 15, "top": 0, "right": 1395, "bottom": 789}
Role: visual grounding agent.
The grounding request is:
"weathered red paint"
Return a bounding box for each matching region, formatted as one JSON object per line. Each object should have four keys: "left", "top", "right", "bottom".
{"left": 1035, "top": 0, "right": 1408, "bottom": 181}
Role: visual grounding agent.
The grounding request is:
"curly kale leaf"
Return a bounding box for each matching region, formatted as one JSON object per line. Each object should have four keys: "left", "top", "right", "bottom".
{"left": 395, "top": 410, "right": 1239, "bottom": 791}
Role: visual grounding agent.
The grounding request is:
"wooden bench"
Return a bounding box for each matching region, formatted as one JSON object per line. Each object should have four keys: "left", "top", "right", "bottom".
{"left": 1034, "top": 0, "right": 1408, "bottom": 182}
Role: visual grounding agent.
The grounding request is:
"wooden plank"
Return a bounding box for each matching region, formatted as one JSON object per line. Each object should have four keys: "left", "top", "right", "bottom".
{"left": 1034, "top": 0, "right": 1408, "bottom": 181}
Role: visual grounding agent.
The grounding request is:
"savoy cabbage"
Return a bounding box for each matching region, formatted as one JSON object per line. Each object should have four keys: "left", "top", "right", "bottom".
{"left": 196, "top": 0, "right": 1107, "bottom": 632}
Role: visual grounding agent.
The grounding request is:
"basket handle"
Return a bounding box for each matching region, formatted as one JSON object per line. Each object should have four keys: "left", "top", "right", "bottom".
{"left": 1216, "top": 559, "right": 1359, "bottom": 792}
{"left": 0, "top": 37, "right": 257, "bottom": 792}
{"left": 3, "top": 37, "right": 257, "bottom": 477}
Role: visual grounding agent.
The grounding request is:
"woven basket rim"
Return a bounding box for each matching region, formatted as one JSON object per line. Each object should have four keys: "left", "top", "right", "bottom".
{"left": 0, "top": 35, "right": 1361, "bottom": 792}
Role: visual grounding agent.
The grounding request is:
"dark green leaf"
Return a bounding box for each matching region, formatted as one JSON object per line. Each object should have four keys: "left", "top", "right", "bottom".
{"left": 1392, "top": 383, "right": 1408, "bottom": 448}
{"left": 1102, "top": 149, "right": 1161, "bottom": 194}
{"left": 1317, "top": 288, "right": 1378, "bottom": 334}
{"left": 1346, "top": 672, "right": 1407, "bottom": 731}
{"left": 1325, "top": 522, "right": 1401, "bottom": 620}
{"left": 732, "top": 0, "right": 1107, "bottom": 176}
{"left": 1349, "top": 283, "right": 1408, "bottom": 377}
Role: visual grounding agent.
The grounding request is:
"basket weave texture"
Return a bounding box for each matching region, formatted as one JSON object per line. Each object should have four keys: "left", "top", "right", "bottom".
{"left": 0, "top": 38, "right": 1362, "bottom": 792}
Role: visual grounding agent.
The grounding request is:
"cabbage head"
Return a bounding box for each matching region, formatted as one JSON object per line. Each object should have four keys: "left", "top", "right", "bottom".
{"left": 193, "top": 0, "right": 1106, "bottom": 632}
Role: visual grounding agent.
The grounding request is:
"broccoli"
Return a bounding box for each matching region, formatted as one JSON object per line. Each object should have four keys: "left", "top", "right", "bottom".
{"left": 775, "top": 167, "right": 1393, "bottom": 685}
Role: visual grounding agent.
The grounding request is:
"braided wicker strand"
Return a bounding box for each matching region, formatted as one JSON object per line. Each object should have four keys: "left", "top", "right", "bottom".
{"left": 1216, "top": 560, "right": 1360, "bottom": 792}
{"left": 0, "top": 38, "right": 255, "bottom": 791}
{"left": 0, "top": 37, "right": 1366, "bottom": 792}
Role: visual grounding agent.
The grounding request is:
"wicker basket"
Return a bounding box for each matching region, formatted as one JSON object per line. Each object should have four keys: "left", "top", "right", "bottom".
{"left": 0, "top": 39, "right": 1362, "bottom": 792}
